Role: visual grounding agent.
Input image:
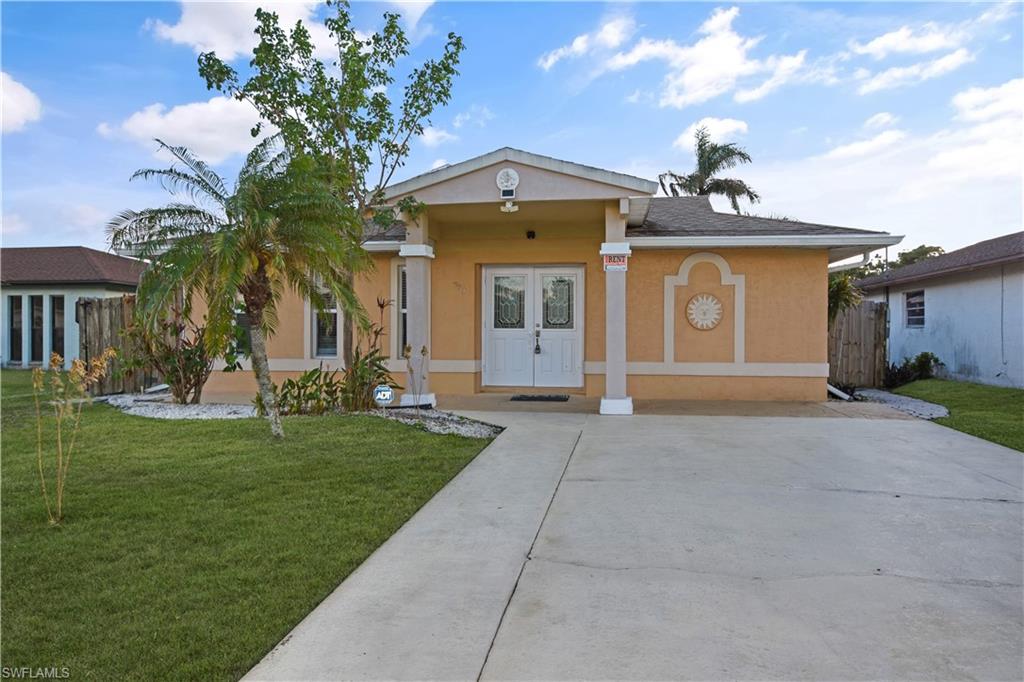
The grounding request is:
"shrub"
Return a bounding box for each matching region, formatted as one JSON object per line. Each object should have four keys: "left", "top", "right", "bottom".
{"left": 341, "top": 322, "right": 400, "bottom": 412}
{"left": 884, "top": 352, "right": 943, "bottom": 389}
{"left": 123, "top": 309, "right": 214, "bottom": 404}
{"left": 32, "top": 349, "right": 117, "bottom": 525}
{"left": 257, "top": 366, "right": 345, "bottom": 416}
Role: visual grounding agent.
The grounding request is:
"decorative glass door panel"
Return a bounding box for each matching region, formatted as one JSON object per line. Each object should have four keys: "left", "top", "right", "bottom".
{"left": 483, "top": 267, "right": 583, "bottom": 388}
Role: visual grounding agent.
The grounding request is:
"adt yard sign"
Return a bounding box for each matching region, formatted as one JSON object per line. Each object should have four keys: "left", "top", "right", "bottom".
{"left": 373, "top": 384, "right": 394, "bottom": 407}
{"left": 603, "top": 254, "right": 628, "bottom": 272}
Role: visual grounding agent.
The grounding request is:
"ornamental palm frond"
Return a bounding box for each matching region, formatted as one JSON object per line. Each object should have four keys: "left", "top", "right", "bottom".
{"left": 659, "top": 126, "right": 761, "bottom": 214}
{"left": 109, "top": 136, "right": 371, "bottom": 438}
{"left": 828, "top": 272, "right": 863, "bottom": 326}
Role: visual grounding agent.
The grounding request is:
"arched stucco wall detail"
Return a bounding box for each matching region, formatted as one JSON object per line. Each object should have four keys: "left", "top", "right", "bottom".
{"left": 663, "top": 252, "right": 745, "bottom": 364}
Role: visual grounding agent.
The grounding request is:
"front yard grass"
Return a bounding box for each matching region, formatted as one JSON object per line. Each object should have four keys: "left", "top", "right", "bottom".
{"left": 894, "top": 378, "right": 1024, "bottom": 452}
{"left": 1, "top": 369, "right": 490, "bottom": 680}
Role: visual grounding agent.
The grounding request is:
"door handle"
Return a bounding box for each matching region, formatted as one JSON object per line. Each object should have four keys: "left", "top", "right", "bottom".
{"left": 534, "top": 327, "right": 541, "bottom": 354}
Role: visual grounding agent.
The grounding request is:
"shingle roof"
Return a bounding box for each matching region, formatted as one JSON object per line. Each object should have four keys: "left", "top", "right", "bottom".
{"left": 627, "top": 196, "right": 889, "bottom": 237}
{"left": 363, "top": 220, "right": 406, "bottom": 242}
{"left": 0, "top": 246, "right": 146, "bottom": 287}
{"left": 854, "top": 231, "right": 1024, "bottom": 290}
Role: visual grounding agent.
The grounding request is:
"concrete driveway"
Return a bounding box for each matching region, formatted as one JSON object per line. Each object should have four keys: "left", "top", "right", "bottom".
{"left": 247, "top": 411, "right": 1023, "bottom": 681}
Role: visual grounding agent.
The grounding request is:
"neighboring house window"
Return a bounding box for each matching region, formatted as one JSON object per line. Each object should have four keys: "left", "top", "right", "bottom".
{"left": 50, "top": 295, "right": 64, "bottom": 358}
{"left": 30, "top": 295, "right": 43, "bottom": 363}
{"left": 314, "top": 289, "right": 338, "bottom": 357}
{"left": 905, "top": 290, "right": 925, "bottom": 328}
{"left": 9, "top": 296, "right": 22, "bottom": 363}
{"left": 397, "top": 265, "right": 408, "bottom": 356}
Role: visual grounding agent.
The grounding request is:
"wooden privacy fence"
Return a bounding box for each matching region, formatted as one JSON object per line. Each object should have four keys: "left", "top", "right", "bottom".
{"left": 77, "top": 295, "right": 160, "bottom": 396}
{"left": 829, "top": 301, "right": 887, "bottom": 388}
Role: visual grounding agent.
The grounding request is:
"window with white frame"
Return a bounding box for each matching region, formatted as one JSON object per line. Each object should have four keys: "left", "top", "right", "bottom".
{"left": 313, "top": 288, "right": 338, "bottom": 357}
{"left": 234, "top": 302, "right": 252, "bottom": 354}
{"left": 905, "top": 290, "right": 925, "bottom": 328}
{"left": 397, "top": 264, "right": 408, "bottom": 357}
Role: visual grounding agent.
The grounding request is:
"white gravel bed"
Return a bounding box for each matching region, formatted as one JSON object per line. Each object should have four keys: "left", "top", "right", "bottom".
{"left": 362, "top": 408, "right": 503, "bottom": 439}
{"left": 104, "top": 392, "right": 501, "bottom": 437}
{"left": 856, "top": 388, "right": 950, "bottom": 420}
{"left": 104, "top": 393, "right": 256, "bottom": 419}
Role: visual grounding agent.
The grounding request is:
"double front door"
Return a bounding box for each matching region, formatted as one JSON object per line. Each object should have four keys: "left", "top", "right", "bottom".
{"left": 483, "top": 266, "right": 584, "bottom": 388}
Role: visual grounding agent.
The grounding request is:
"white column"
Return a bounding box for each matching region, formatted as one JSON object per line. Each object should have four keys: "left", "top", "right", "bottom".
{"left": 398, "top": 213, "right": 436, "bottom": 407}
{"left": 600, "top": 199, "right": 633, "bottom": 415}
{"left": 42, "top": 295, "right": 52, "bottom": 365}
{"left": 64, "top": 295, "right": 78, "bottom": 367}
{"left": 0, "top": 293, "right": 7, "bottom": 366}
{"left": 20, "top": 294, "right": 30, "bottom": 368}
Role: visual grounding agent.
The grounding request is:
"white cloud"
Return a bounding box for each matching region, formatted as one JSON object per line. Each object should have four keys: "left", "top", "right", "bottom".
{"left": 821, "top": 129, "right": 907, "bottom": 159}
{"left": 603, "top": 7, "right": 810, "bottom": 108}
{"left": 952, "top": 77, "right": 1023, "bottom": 122}
{"left": 148, "top": 2, "right": 334, "bottom": 61}
{"left": 740, "top": 77, "right": 1022, "bottom": 251}
{"left": 674, "top": 117, "right": 748, "bottom": 150}
{"left": 63, "top": 203, "right": 108, "bottom": 229}
{"left": 625, "top": 89, "right": 653, "bottom": 104}
{"left": 864, "top": 112, "right": 899, "bottom": 129}
{"left": 2, "top": 72, "right": 42, "bottom": 133}
{"left": 452, "top": 104, "right": 494, "bottom": 129}
{"left": 2, "top": 213, "right": 30, "bottom": 237}
{"left": 857, "top": 48, "right": 973, "bottom": 95}
{"left": 430, "top": 158, "right": 448, "bottom": 170}
{"left": 735, "top": 51, "right": 807, "bottom": 103}
{"left": 850, "top": 24, "right": 960, "bottom": 60}
{"left": 98, "top": 96, "right": 271, "bottom": 164}
{"left": 538, "top": 15, "right": 636, "bottom": 71}
{"left": 420, "top": 126, "right": 457, "bottom": 148}
{"left": 849, "top": 2, "right": 1016, "bottom": 60}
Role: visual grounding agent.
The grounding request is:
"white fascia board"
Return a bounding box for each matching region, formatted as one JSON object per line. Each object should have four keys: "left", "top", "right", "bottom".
{"left": 600, "top": 242, "right": 633, "bottom": 256}
{"left": 383, "top": 147, "right": 658, "bottom": 199}
{"left": 363, "top": 240, "right": 403, "bottom": 252}
{"left": 398, "top": 244, "right": 435, "bottom": 258}
{"left": 628, "top": 233, "right": 903, "bottom": 262}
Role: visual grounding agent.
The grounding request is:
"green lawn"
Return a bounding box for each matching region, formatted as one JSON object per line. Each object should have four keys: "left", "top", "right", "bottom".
{"left": 894, "top": 378, "right": 1024, "bottom": 452}
{"left": 1, "top": 369, "right": 489, "bottom": 680}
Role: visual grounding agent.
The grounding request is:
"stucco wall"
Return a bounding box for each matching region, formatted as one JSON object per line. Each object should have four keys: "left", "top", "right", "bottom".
{"left": 866, "top": 262, "right": 1024, "bottom": 388}
{"left": 0, "top": 285, "right": 130, "bottom": 367}
{"left": 627, "top": 249, "right": 828, "bottom": 364}
{"left": 202, "top": 230, "right": 831, "bottom": 402}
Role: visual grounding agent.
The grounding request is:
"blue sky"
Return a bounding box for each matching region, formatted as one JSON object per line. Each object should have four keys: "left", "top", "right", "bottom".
{"left": 2, "top": 1, "right": 1022, "bottom": 256}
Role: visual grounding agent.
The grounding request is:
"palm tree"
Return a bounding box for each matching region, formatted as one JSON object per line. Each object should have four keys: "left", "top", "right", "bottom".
{"left": 109, "top": 138, "right": 370, "bottom": 438}
{"left": 828, "top": 272, "right": 863, "bottom": 326}
{"left": 659, "top": 126, "right": 761, "bottom": 213}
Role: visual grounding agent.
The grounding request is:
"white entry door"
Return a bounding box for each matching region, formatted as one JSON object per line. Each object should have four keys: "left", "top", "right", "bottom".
{"left": 483, "top": 266, "right": 584, "bottom": 388}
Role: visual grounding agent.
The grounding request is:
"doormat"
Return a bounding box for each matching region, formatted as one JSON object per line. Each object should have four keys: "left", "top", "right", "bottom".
{"left": 510, "top": 394, "right": 570, "bottom": 402}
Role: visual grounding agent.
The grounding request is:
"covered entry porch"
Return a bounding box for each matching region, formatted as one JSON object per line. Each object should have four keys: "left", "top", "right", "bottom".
{"left": 367, "top": 195, "right": 636, "bottom": 413}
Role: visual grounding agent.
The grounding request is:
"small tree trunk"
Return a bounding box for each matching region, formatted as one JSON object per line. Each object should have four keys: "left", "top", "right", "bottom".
{"left": 249, "top": 324, "right": 284, "bottom": 438}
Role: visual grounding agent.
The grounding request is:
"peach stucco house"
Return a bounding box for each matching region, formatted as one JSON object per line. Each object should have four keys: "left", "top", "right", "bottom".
{"left": 203, "top": 148, "right": 903, "bottom": 414}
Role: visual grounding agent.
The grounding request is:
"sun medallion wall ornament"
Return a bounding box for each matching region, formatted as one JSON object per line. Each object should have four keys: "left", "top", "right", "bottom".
{"left": 686, "top": 293, "right": 723, "bottom": 330}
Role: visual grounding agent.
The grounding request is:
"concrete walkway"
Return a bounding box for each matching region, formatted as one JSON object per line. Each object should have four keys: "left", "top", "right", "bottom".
{"left": 245, "top": 412, "right": 585, "bottom": 681}
{"left": 247, "top": 411, "right": 1023, "bottom": 681}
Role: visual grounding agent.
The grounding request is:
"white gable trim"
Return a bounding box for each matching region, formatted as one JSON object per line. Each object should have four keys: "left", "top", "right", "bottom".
{"left": 383, "top": 147, "right": 657, "bottom": 199}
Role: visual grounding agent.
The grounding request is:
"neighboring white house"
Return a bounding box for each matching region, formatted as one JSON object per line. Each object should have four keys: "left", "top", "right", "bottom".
{"left": 1, "top": 247, "right": 145, "bottom": 368}
{"left": 856, "top": 232, "right": 1024, "bottom": 389}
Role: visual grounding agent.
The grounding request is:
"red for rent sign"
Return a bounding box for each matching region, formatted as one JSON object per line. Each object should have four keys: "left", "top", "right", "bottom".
{"left": 603, "top": 254, "right": 628, "bottom": 272}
